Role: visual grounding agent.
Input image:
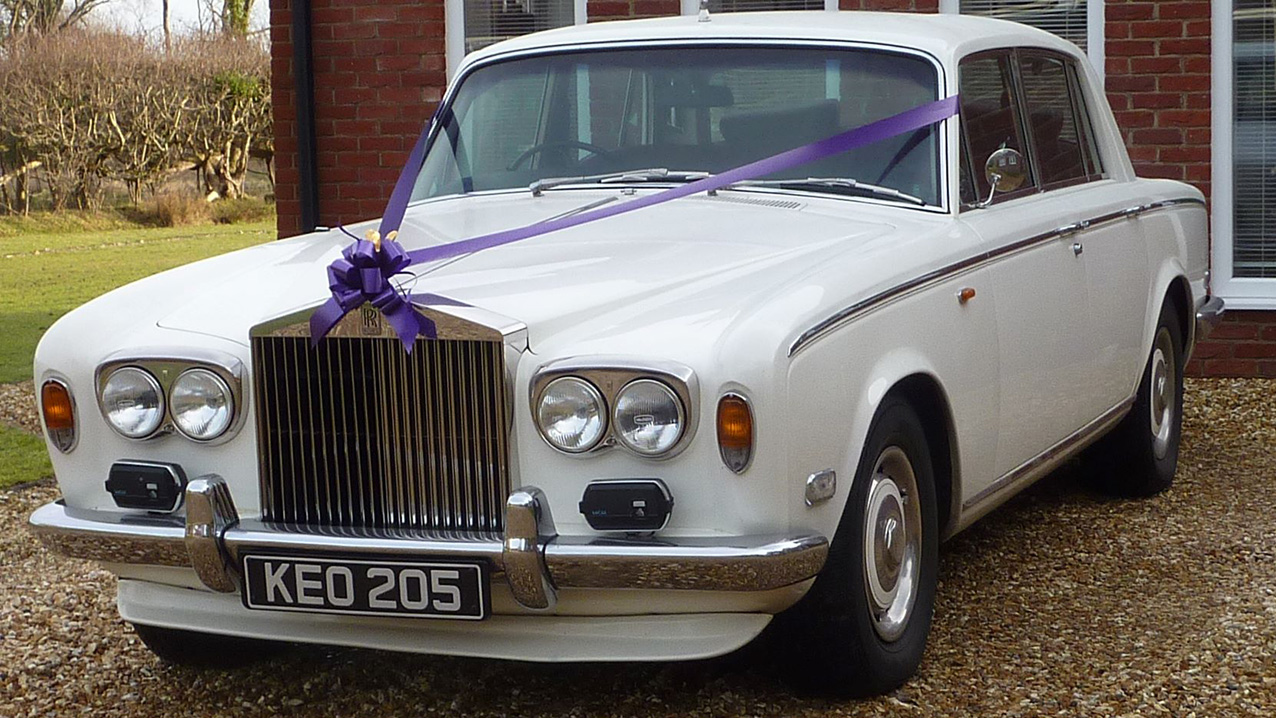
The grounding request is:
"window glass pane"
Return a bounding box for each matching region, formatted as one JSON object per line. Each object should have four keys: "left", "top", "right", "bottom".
{"left": 959, "top": 0, "right": 1088, "bottom": 52}
{"left": 708, "top": 0, "right": 822, "bottom": 10}
{"left": 417, "top": 47, "right": 944, "bottom": 205}
{"left": 959, "top": 54, "right": 1034, "bottom": 200}
{"left": 1235, "top": 0, "right": 1276, "bottom": 278}
{"left": 463, "top": 0, "right": 574, "bottom": 55}
{"left": 1018, "top": 54, "right": 1088, "bottom": 186}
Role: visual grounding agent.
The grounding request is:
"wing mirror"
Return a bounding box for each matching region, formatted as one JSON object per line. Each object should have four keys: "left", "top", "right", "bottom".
{"left": 979, "top": 148, "right": 1027, "bottom": 208}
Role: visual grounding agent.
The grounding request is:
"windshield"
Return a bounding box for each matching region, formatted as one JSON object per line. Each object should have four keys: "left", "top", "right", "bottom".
{"left": 413, "top": 46, "right": 943, "bottom": 206}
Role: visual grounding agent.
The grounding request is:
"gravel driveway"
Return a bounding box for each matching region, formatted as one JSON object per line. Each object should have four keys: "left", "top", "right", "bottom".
{"left": 3, "top": 378, "right": 1274, "bottom": 717}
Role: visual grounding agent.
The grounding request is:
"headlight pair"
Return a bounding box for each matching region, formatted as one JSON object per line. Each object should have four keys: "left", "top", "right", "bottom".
{"left": 536, "top": 375, "right": 686, "bottom": 457}
{"left": 100, "top": 366, "right": 234, "bottom": 442}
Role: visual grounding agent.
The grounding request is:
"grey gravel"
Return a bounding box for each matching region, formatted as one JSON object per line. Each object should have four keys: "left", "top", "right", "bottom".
{"left": 2, "top": 377, "right": 1275, "bottom": 717}
{"left": 0, "top": 380, "right": 38, "bottom": 433}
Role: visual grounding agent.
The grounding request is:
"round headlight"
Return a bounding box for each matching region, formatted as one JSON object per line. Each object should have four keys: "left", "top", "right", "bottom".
{"left": 613, "top": 379, "right": 684, "bottom": 456}
{"left": 101, "top": 367, "right": 164, "bottom": 439}
{"left": 170, "top": 368, "right": 234, "bottom": 441}
{"left": 536, "top": 377, "right": 606, "bottom": 453}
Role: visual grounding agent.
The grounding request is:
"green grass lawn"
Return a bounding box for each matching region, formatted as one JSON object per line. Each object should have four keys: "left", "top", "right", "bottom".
{"left": 0, "top": 216, "right": 274, "bottom": 489}
{"left": 0, "top": 219, "right": 275, "bottom": 384}
{"left": 0, "top": 425, "right": 52, "bottom": 489}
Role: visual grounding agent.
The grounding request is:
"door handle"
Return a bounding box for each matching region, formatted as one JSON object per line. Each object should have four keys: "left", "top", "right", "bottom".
{"left": 1072, "top": 242, "right": 1084, "bottom": 256}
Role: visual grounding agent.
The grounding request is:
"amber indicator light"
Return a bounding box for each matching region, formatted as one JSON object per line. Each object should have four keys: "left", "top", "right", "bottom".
{"left": 41, "top": 381, "right": 74, "bottom": 431}
{"left": 717, "top": 395, "right": 753, "bottom": 451}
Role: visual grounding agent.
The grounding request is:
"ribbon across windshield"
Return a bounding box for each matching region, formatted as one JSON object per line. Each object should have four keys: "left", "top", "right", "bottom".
{"left": 310, "top": 95, "right": 960, "bottom": 351}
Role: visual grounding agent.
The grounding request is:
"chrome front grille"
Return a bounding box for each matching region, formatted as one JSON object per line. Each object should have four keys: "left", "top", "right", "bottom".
{"left": 251, "top": 333, "right": 510, "bottom": 532}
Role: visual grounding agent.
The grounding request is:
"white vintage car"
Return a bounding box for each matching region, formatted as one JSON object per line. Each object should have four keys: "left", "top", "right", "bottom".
{"left": 30, "top": 11, "right": 1221, "bottom": 696}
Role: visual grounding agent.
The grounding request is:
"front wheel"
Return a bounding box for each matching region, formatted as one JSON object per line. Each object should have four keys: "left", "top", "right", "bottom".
{"left": 778, "top": 397, "right": 938, "bottom": 697}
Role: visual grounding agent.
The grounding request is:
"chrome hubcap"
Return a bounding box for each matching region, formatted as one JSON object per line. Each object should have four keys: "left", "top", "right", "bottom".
{"left": 862, "top": 446, "right": 922, "bottom": 642}
{"left": 1149, "top": 328, "right": 1176, "bottom": 460}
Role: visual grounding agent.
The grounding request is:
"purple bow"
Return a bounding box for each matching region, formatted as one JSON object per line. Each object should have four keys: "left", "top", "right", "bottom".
{"left": 308, "top": 237, "right": 437, "bottom": 352}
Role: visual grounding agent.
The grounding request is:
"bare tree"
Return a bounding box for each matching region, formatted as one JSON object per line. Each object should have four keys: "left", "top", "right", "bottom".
{"left": 1, "top": 0, "right": 109, "bottom": 39}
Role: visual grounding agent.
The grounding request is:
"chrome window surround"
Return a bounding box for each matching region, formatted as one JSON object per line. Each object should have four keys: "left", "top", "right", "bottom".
{"left": 38, "top": 374, "right": 78, "bottom": 453}
{"left": 789, "top": 196, "right": 1208, "bottom": 357}
{"left": 94, "top": 348, "right": 248, "bottom": 445}
{"left": 530, "top": 357, "right": 699, "bottom": 460}
{"left": 417, "top": 38, "right": 952, "bottom": 215}
{"left": 957, "top": 45, "right": 1111, "bottom": 211}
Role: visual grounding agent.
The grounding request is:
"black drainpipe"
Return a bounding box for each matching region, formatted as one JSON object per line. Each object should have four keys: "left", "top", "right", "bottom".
{"left": 291, "top": 0, "right": 320, "bottom": 233}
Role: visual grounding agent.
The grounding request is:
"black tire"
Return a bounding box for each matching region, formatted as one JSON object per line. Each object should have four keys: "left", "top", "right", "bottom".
{"left": 131, "top": 623, "right": 287, "bottom": 668}
{"left": 1089, "top": 301, "right": 1184, "bottom": 497}
{"left": 776, "top": 397, "right": 938, "bottom": 697}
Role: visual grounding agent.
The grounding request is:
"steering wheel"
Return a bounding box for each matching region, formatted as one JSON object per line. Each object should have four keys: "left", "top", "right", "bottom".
{"left": 507, "top": 140, "right": 611, "bottom": 171}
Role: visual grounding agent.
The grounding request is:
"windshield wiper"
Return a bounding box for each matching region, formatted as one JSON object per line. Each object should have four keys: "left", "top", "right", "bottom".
{"left": 728, "top": 177, "right": 927, "bottom": 206}
{"left": 530, "top": 168, "right": 709, "bottom": 196}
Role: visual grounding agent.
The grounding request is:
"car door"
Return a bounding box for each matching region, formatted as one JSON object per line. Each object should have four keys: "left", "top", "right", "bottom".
{"left": 955, "top": 50, "right": 1096, "bottom": 481}
{"left": 1015, "top": 51, "right": 1150, "bottom": 409}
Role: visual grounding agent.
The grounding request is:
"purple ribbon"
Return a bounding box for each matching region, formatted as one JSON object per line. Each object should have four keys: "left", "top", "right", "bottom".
{"left": 310, "top": 95, "right": 959, "bottom": 350}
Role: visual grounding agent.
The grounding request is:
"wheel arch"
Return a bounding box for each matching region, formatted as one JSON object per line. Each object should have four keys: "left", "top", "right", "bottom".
{"left": 1163, "top": 273, "right": 1194, "bottom": 357}
{"left": 883, "top": 373, "right": 960, "bottom": 540}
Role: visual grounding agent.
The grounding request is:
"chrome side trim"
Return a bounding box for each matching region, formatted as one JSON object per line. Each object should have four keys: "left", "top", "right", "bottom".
{"left": 948, "top": 396, "right": 1134, "bottom": 537}
{"left": 1195, "top": 296, "right": 1225, "bottom": 342}
{"left": 790, "top": 197, "right": 1207, "bottom": 356}
{"left": 502, "top": 487, "right": 557, "bottom": 611}
{"left": 185, "top": 476, "right": 239, "bottom": 593}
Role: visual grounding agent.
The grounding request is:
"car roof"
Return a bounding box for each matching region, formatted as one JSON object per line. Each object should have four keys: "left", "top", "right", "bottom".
{"left": 461, "top": 11, "right": 1081, "bottom": 72}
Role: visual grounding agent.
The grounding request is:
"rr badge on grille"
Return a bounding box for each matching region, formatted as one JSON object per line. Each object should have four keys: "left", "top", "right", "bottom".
{"left": 360, "top": 306, "right": 383, "bottom": 336}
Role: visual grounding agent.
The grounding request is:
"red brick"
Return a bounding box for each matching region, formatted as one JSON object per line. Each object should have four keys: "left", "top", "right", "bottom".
{"left": 1158, "top": 74, "right": 1210, "bottom": 92}
{"left": 1159, "top": 2, "right": 1211, "bottom": 20}
{"left": 1201, "top": 359, "right": 1259, "bottom": 377}
{"left": 1157, "top": 109, "right": 1210, "bottom": 127}
{"left": 1160, "top": 37, "right": 1211, "bottom": 55}
{"left": 1130, "top": 56, "right": 1182, "bottom": 74}
{"left": 1234, "top": 343, "right": 1276, "bottom": 359}
{"left": 1189, "top": 341, "right": 1230, "bottom": 360}
{"left": 1211, "top": 323, "right": 1261, "bottom": 340}
{"left": 1130, "top": 21, "right": 1183, "bottom": 39}
{"left": 1159, "top": 146, "right": 1211, "bottom": 163}
{"left": 1108, "top": 75, "right": 1156, "bottom": 93}
{"left": 1259, "top": 361, "right": 1276, "bottom": 378}
{"left": 1107, "top": 4, "right": 1154, "bottom": 21}
{"left": 1107, "top": 39, "right": 1157, "bottom": 56}
{"left": 1132, "top": 93, "right": 1182, "bottom": 110}
{"left": 1130, "top": 128, "right": 1183, "bottom": 145}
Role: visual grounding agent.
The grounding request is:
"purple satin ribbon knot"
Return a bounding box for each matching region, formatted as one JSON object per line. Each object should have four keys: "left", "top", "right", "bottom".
{"left": 310, "top": 236, "right": 438, "bottom": 352}
{"left": 309, "top": 95, "right": 960, "bottom": 351}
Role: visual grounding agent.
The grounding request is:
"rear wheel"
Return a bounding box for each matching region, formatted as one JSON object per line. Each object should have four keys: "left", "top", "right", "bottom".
{"left": 131, "top": 623, "right": 286, "bottom": 668}
{"left": 1089, "top": 301, "right": 1184, "bottom": 497}
{"left": 778, "top": 397, "right": 938, "bottom": 697}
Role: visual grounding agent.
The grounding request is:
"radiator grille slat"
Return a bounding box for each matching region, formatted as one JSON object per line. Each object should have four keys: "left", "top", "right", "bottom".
{"left": 252, "top": 335, "right": 509, "bottom": 532}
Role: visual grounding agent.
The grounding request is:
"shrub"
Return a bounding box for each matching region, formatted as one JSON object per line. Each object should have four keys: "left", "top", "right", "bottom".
{"left": 211, "top": 197, "right": 274, "bottom": 225}
{"left": 144, "top": 192, "right": 212, "bottom": 227}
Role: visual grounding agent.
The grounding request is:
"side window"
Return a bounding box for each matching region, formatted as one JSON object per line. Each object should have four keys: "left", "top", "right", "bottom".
{"left": 1017, "top": 53, "right": 1094, "bottom": 187}
{"left": 959, "top": 53, "right": 1034, "bottom": 204}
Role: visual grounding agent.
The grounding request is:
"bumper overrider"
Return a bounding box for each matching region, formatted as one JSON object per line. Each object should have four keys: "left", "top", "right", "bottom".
{"left": 28, "top": 477, "right": 829, "bottom": 611}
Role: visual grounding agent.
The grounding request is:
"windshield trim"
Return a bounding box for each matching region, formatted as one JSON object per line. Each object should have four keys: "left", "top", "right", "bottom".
{"left": 422, "top": 38, "right": 952, "bottom": 213}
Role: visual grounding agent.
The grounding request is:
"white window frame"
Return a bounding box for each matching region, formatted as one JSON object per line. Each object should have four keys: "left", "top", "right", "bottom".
{"left": 446, "top": 0, "right": 588, "bottom": 76}
{"left": 939, "top": 0, "right": 1104, "bottom": 83}
{"left": 1210, "top": 1, "right": 1276, "bottom": 308}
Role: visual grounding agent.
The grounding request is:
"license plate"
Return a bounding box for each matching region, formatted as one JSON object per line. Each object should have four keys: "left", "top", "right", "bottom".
{"left": 241, "top": 555, "right": 488, "bottom": 620}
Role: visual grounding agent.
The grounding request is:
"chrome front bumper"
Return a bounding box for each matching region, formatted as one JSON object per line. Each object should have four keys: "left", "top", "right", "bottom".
{"left": 29, "top": 477, "right": 828, "bottom": 611}
{"left": 1196, "top": 295, "right": 1225, "bottom": 341}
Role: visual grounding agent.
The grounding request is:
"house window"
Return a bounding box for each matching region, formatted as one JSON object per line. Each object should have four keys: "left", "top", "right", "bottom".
{"left": 940, "top": 0, "right": 1105, "bottom": 80}
{"left": 1213, "top": 0, "right": 1276, "bottom": 307}
{"left": 447, "top": 0, "right": 583, "bottom": 74}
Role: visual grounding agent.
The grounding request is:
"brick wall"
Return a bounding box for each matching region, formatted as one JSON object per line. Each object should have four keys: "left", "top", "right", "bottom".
{"left": 1189, "top": 312, "right": 1276, "bottom": 377}
{"left": 270, "top": 0, "right": 448, "bottom": 237}
{"left": 1104, "top": 0, "right": 1212, "bottom": 200}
